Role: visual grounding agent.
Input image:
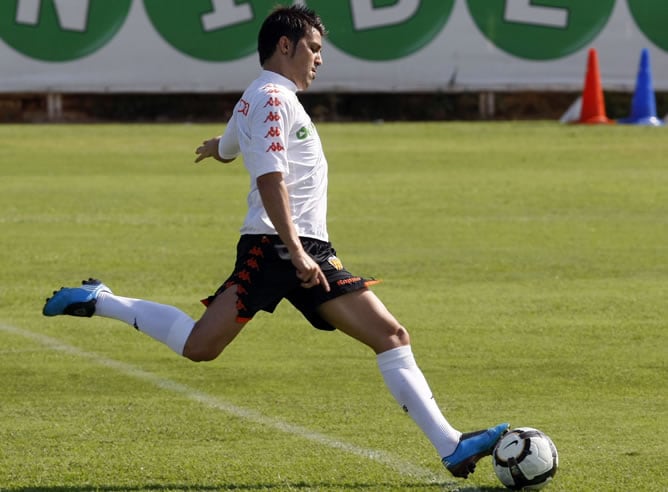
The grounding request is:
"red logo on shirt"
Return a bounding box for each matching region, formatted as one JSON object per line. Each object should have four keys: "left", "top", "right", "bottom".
{"left": 263, "top": 84, "right": 280, "bottom": 94}
{"left": 264, "top": 97, "right": 282, "bottom": 108}
{"left": 264, "top": 112, "right": 281, "bottom": 122}
{"left": 266, "top": 142, "right": 285, "bottom": 152}
{"left": 265, "top": 127, "right": 281, "bottom": 138}
{"left": 237, "top": 98, "right": 249, "bottom": 116}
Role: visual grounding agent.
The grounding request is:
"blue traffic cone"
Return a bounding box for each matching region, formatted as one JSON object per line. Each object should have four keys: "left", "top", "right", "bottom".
{"left": 620, "top": 48, "right": 664, "bottom": 126}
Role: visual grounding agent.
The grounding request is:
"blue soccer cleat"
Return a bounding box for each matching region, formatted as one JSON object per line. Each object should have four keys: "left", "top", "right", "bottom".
{"left": 442, "top": 422, "right": 510, "bottom": 478}
{"left": 43, "top": 278, "right": 111, "bottom": 317}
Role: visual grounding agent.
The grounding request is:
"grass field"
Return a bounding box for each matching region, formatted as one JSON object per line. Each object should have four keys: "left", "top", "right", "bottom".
{"left": 0, "top": 122, "right": 666, "bottom": 492}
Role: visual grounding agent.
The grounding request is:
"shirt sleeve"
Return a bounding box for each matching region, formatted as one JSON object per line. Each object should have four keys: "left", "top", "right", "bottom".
{"left": 218, "top": 112, "right": 241, "bottom": 160}
{"left": 244, "top": 88, "right": 291, "bottom": 180}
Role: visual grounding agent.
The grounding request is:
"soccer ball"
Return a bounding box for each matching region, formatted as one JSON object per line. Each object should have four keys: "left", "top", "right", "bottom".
{"left": 492, "top": 427, "right": 558, "bottom": 490}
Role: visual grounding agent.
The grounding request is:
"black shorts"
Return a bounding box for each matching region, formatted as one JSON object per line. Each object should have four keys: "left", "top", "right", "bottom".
{"left": 202, "top": 235, "right": 378, "bottom": 331}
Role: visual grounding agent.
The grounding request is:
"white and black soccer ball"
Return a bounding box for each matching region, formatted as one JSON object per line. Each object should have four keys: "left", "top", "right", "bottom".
{"left": 493, "top": 427, "right": 558, "bottom": 490}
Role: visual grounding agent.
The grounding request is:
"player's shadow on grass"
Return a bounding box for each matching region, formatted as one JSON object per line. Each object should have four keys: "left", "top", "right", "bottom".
{"left": 2, "top": 482, "right": 507, "bottom": 491}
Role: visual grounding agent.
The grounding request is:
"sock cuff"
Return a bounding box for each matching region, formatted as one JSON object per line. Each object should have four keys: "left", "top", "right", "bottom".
{"left": 94, "top": 291, "right": 112, "bottom": 316}
{"left": 166, "top": 312, "right": 195, "bottom": 355}
{"left": 377, "top": 345, "right": 416, "bottom": 372}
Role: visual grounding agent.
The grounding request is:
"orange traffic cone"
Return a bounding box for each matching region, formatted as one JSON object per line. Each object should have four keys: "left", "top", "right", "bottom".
{"left": 578, "top": 48, "right": 612, "bottom": 124}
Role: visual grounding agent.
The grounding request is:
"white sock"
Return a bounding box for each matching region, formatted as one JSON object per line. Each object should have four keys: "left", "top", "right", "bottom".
{"left": 377, "top": 345, "right": 462, "bottom": 458}
{"left": 95, "top": 292, "right": 194, "bottom": 356}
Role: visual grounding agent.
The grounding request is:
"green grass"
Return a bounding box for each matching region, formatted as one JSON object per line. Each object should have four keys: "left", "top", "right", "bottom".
{"left": 0, "top": 122, "right": 666, "bottom": 491}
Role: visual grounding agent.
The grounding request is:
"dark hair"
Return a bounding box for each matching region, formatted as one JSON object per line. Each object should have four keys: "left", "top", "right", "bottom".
{"left": 257, "top": 5, "right": 326, "bottom": 66}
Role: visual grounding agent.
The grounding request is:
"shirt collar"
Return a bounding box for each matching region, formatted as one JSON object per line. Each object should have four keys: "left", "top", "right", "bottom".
{"left": 260, "top": 70, "right": 299, "bottom": 93}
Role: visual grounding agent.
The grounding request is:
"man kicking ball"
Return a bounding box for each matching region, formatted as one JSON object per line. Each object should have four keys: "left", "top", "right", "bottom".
{"left": 43, "top": 4, "right": 508, "bottom": 479}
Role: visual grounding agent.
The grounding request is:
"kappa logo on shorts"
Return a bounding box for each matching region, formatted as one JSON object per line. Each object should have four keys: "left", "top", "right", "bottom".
{"left": 337, "top": 276, "right": 361, "bottom": 286}
{"left": 327, "top": 256, "right": 343, "bottom": 271}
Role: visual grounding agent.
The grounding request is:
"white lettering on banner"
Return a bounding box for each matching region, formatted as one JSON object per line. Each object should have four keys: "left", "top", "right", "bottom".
{"left": 201, "top": 0, "right": 253, "bottom": 32}
{"left": 504, "top": 0, "right": 568, "bottom": 28}
{"left": 351, "top": 0, "right": 420, "bottom": 30}
{"left": 16, "top": 0, "right": 90, "bottom": 31}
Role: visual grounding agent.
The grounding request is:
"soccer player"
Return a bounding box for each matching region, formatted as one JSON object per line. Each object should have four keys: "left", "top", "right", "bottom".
{"left": 42, "top": 5, "right": 508, "bottom": 479}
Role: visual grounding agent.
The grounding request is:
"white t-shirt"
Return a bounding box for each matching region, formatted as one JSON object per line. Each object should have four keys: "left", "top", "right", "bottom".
{"left": 218, "top": 70, "right": 329, "bottom": 242}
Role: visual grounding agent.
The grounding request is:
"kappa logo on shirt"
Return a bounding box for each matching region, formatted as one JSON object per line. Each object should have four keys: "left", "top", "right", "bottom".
{"left": 237, "top": 99, "right": 249, "bottom": 116}
{"left": 265, "top": 127, "right": 281, "bottom": 138}
{"left": 264, "top": 97, "right": 282, "bottom": 108}
{"left": 264, "top": 112, "right": 281, "bottom": 122}
{"left": 262, "top": 84, "right": 280, "bottom": 94}
{"left": 266, "top": 142, "right": 285, "bottom": 152}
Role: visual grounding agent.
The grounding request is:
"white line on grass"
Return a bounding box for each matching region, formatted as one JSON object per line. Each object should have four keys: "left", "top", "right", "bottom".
{"left": 0, "top": 323, "right": 463, "bottom": 489}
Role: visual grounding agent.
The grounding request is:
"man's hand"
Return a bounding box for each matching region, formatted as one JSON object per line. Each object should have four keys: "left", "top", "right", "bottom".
{"left": 255, "top": 172, "right": 329, "bottom": 292}
{"left": 292, "top": 250, "right": 330, "bottom": 292}
{"left": 195, "top": 137, "right": 221, "bottom": 163}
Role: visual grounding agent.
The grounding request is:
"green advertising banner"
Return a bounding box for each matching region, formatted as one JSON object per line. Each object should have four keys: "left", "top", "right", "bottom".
{"left": 0, "top": 0, "right": 666, "bottom": 92}
{"left": 627, "top": 0, "right": 668, "bottom": 52}
{"left": 143, "top": 0, "right": 276, "bottom": 62}
{"left": 308, "top": 0, "right": 455, "bottom": 61}
{"left": 466, "top": 0, "right": 616, "bottom": 60}
{"left": 0, "top": 0, "right": 131, "bottom": 61}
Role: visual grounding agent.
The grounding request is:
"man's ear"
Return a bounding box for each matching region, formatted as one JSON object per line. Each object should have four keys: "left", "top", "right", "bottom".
{"left": 278, "top": 35, "right": 292, "bottom": 56}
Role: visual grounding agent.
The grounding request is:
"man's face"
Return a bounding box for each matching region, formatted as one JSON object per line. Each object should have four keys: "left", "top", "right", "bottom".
{"left": 285, "top": 27, "right": 323, "bottom": 91}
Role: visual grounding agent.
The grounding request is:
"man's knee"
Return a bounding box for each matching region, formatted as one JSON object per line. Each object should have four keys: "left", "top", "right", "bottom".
{"left": 182, "top": 343, "right": 223, "bottom": 362}
{"left": 385, "top": 323, "right": 410, "bottom": 349}
{"left": 368, "top": 323, "right": 411, "bottom": 354}
{"left": 393, "top": 325, "right": 410, "bottom": 345}
{"left": 181, "top": 315, "right": 245, "bottom": 362}
{"left": 181, "top": 327, "right": 225, "bottom": 362}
